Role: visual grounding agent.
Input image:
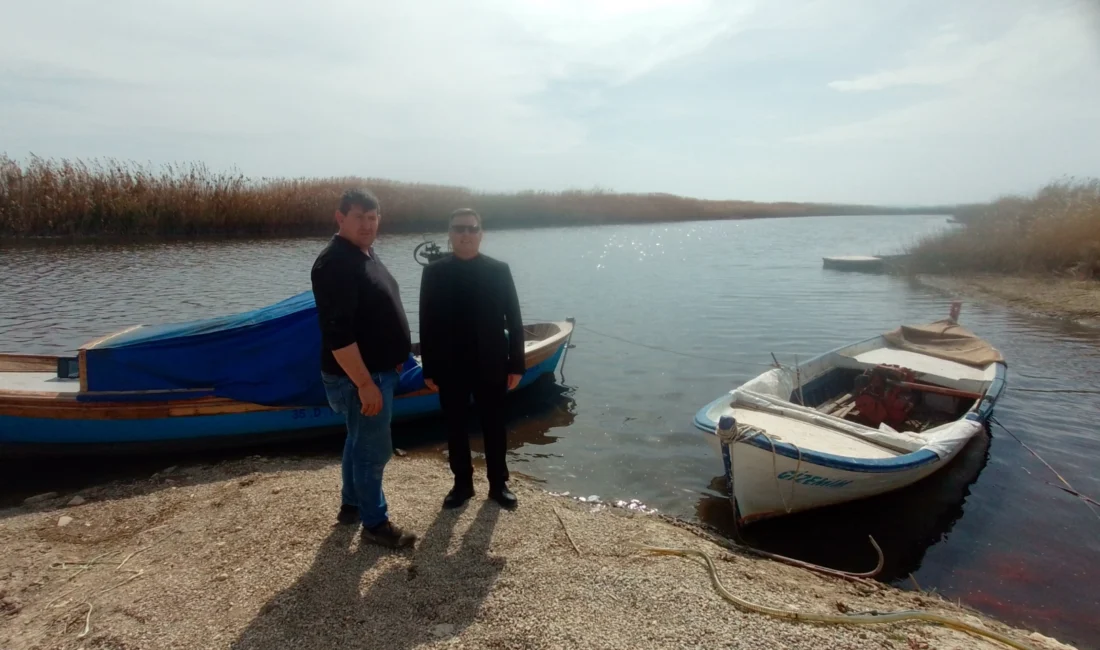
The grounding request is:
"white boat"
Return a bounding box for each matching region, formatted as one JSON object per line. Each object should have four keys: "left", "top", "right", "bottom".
{"left": 693, "top": 311, "right": 1007, "bottom": 527}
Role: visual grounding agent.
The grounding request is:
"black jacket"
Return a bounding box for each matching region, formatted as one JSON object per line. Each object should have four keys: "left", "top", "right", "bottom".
{"left": 311, "top": 236, "right": 411, "bottom": 376}
{"left": 418, "top": 253, "right": 525, "bottom": 383}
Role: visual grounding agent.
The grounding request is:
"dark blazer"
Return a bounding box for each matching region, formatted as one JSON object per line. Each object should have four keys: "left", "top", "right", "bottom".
{"left": 419, "top": 253, "right": 525, "bottom": 384}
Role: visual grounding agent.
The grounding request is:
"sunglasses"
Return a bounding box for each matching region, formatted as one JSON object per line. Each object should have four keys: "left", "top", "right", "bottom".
{"left": 450, "top": 224, "right": 481, "bottom": 234}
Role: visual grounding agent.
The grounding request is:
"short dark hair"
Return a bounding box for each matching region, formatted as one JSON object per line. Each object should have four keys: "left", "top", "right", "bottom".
{"left": 449, "top": 207, "right": 481, "bottom": 226}
{"left": 338, "top": 188, "right": 380, "bottom": 215}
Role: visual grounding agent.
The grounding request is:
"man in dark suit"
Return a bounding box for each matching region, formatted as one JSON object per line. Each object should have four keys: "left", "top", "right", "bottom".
{"left": 419, "top": 208, "right": 525, "bottom": 510}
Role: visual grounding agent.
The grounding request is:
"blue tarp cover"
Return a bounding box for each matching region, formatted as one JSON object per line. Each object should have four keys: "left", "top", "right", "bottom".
{"left": 81, "top": 290, "right": 425, "bottom": 406}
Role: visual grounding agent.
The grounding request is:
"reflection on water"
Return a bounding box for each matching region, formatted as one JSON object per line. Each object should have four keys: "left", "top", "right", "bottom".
{"left": 696, "top": 428, "right": 993, "bottom": 581}
{"left": 0, "top": 375, "right": 575, "bottom": 507}
{"left": 2, "top": 216, "right": 1099, "bottom": 647}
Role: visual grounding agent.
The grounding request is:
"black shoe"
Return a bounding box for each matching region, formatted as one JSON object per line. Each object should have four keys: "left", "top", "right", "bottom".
{"left": 336, "top": 504, "right": 359, "bottom": 525}
{"left": 443, "top": 482, "right": 475, "bottom": 509}
{"left": 489, "top": 484, "right": 517, "bottom": 510}
{"left": 361, "top": 520, "right": 417, "bottom": 549}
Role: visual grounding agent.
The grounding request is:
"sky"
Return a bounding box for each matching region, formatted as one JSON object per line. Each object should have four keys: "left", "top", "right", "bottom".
{"left": 1, "top": 0, "right": 1098, "bottom": 205}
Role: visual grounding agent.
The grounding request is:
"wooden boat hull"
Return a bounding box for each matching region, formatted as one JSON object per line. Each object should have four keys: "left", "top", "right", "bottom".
{"left": 693, "top": 325, "right": 1006, "bottom": 526}
{"left": 0, "top": 323, "right": 571, "bottom": 456}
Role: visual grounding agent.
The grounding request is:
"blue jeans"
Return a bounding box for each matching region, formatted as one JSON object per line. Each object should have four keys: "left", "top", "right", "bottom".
{"left": 321, "top": 370, "right": 399, "bottom": 529}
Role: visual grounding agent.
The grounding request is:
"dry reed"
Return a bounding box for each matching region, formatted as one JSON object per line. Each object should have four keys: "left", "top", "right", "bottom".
{"left": 1, "top": 154, "right": 923, "bottom": 239}
{"left": 905, "top": 178, "right": 1100, "bottom": 279}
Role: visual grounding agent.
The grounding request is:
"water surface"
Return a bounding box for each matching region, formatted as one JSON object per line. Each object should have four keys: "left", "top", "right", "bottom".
{"left": 2, "top": 215, "right": 1098, "bottom": 648}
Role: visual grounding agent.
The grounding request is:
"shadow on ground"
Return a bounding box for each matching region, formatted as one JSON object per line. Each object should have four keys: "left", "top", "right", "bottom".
{"left": 231, "top": 500, "right": 503, "bottom": 649}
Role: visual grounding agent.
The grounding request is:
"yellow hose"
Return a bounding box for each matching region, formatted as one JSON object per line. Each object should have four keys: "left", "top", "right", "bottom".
{"left": 635, "top": 544, "right": 1035, "bottom": 650}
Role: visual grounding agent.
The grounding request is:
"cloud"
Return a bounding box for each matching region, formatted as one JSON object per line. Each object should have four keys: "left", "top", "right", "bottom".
{"left": 827, "top": 7, "right": 1094, "bottom": 93}
{"left": 792, "top": 2, "right": 1100, "bottom": 145}
{"left": 826, "top": 28, "right": 988, "bottom": 92}
{"left": 0, "top": 1, "right": 747, "bottom": 150}
{"left": 0, "top": 0, "right": 1097, "bottom": 204}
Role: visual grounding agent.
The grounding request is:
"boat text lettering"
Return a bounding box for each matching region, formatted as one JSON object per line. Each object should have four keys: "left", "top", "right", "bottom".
{"left": 291, "top": 408, "right": 326, "bottom": 420}
{"left": 777, "top": 471, "right": 852, "bottom": 488}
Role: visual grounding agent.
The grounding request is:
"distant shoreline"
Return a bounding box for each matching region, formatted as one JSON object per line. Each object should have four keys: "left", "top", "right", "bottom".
{"left": 1, "top": 154, "right": 954, "bottom": 242}
{"left": 0, "top": 209, "right": 952, "bottom": 246}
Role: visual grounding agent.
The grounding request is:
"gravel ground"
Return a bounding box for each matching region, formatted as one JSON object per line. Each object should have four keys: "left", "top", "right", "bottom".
{"left": 0, "top": 456, "right": 1077, "bottom": 650}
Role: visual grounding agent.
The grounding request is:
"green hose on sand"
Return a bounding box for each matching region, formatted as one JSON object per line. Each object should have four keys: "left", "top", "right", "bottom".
{"left": 634, "top": 544, "right": 1035, "bottom": 650}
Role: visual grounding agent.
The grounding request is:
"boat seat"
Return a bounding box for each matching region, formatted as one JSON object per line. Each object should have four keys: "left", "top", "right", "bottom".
{"left": 833, "top": 347, "right": 991, "bottom": 392}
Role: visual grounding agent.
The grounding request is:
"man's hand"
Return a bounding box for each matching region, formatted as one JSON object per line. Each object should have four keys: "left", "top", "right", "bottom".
{"left": 507, "top": 374, "right": 522, "bottom": 391}
{"left": 358, "top": 380, "right": 383, "bottom": 416}
{"left": 425, "top": 378, "right": 438, "bottom": 392}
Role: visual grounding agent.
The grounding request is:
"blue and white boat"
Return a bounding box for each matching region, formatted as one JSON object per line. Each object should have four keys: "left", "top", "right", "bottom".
{"left": 693, "top": 312, "right": 1006, "bottom": 526}
{"left": 0, "top": 290, "right": 573, "bottom": 456}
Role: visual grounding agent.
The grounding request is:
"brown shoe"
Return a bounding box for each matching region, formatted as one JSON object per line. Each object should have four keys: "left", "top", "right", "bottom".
{"left": 361, "top": 520, "right": 417, "bottom": 549}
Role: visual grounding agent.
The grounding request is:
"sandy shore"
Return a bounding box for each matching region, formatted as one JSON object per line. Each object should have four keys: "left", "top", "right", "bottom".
{"left": 916, "top": 274, "right": 1100, "bottom": 328}
{"left": 0, "top": 456, "right": 1077, "bottom": 650}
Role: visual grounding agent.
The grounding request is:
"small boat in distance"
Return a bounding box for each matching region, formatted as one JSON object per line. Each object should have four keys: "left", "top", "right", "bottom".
{"left": 693, "top": 306, "right": 1006, "bottom": 527}
{"left": 0, "top": 290, "right": 573, "bottom": 457}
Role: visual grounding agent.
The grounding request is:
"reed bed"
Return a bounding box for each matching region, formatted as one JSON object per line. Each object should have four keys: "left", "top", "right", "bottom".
{"left": 906, "top": 179, "right": 1100, "bottom": 279}
{"left": 2, "top": 154, "right": 910, "bottom": 239}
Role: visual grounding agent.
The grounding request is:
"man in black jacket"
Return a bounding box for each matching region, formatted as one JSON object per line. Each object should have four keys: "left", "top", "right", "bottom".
{"left": 419, "top": 208, "right": 525, "bottom": 510}
{"left": 311, "top": 188, "right": 416, "bottom": 549}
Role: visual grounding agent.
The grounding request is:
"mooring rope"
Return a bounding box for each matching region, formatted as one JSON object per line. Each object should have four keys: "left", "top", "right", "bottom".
{"left": 751, "top": 428, "right": 802, "bottom": 515}
{"left": 539, "top": 320, "right": 1100, "bottom": 396}
{"left": 633, "top": 544, "right": 1035, "bottom": 650}
{"left": 991, "top": 416, "right": 1100, "bottom": 524}
{"left": 654, "top": 513, "right": 885, "bottom": 581}
{"left": 571, "top": 323, "right": 791, "bottom": 369}
{"left": 1011, "top": 387, "right": 1100, "bottom": 395}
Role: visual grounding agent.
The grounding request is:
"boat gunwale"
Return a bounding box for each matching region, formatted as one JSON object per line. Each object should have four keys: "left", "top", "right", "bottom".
{"left": 0, "top": 320, "right": 573, "bottom": 418}
{"left": 0, "top": 354, "right": 59, "bottom": 373}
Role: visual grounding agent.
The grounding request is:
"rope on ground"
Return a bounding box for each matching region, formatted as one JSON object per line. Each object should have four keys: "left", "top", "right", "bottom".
{"left": 553, "top": 506, "right": 582, "bottom": 556}
{"left": 633, "top": 544, "right": 1035, "bottom": 650}
{"left": 116, "top": 529, "right": 178, "bottom": 569}
{"left": 39, "top": 527, "right": 176, "bottom": 638}
{"left": 77, "top": 602, "right": 92, "bottom": 639}
{"left": 748, "top": 536, "right": 884, "bottom": 583}
{"left": 655, "top": 514, "right": 884, "bottom": 583}
{"left": 991, "top": 416, "right": 1100, "bottom": 524}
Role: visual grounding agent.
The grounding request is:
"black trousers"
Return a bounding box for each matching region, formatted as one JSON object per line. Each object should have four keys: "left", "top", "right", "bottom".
{"left": 438, "top": 373, "right": 509, "bottom": 487}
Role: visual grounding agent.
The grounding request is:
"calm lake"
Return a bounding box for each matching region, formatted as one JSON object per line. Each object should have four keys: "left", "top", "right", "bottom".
{"left": 2, "top": 215, "right": 1098, "bottom": 648}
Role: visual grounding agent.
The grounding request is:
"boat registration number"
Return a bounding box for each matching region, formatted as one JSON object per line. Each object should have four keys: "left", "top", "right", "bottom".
{"left": 776, "top": 471, "right": 853, "bottom": 489}
{"left": 291, "top": 408, "right": 327, "bottom": 419}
